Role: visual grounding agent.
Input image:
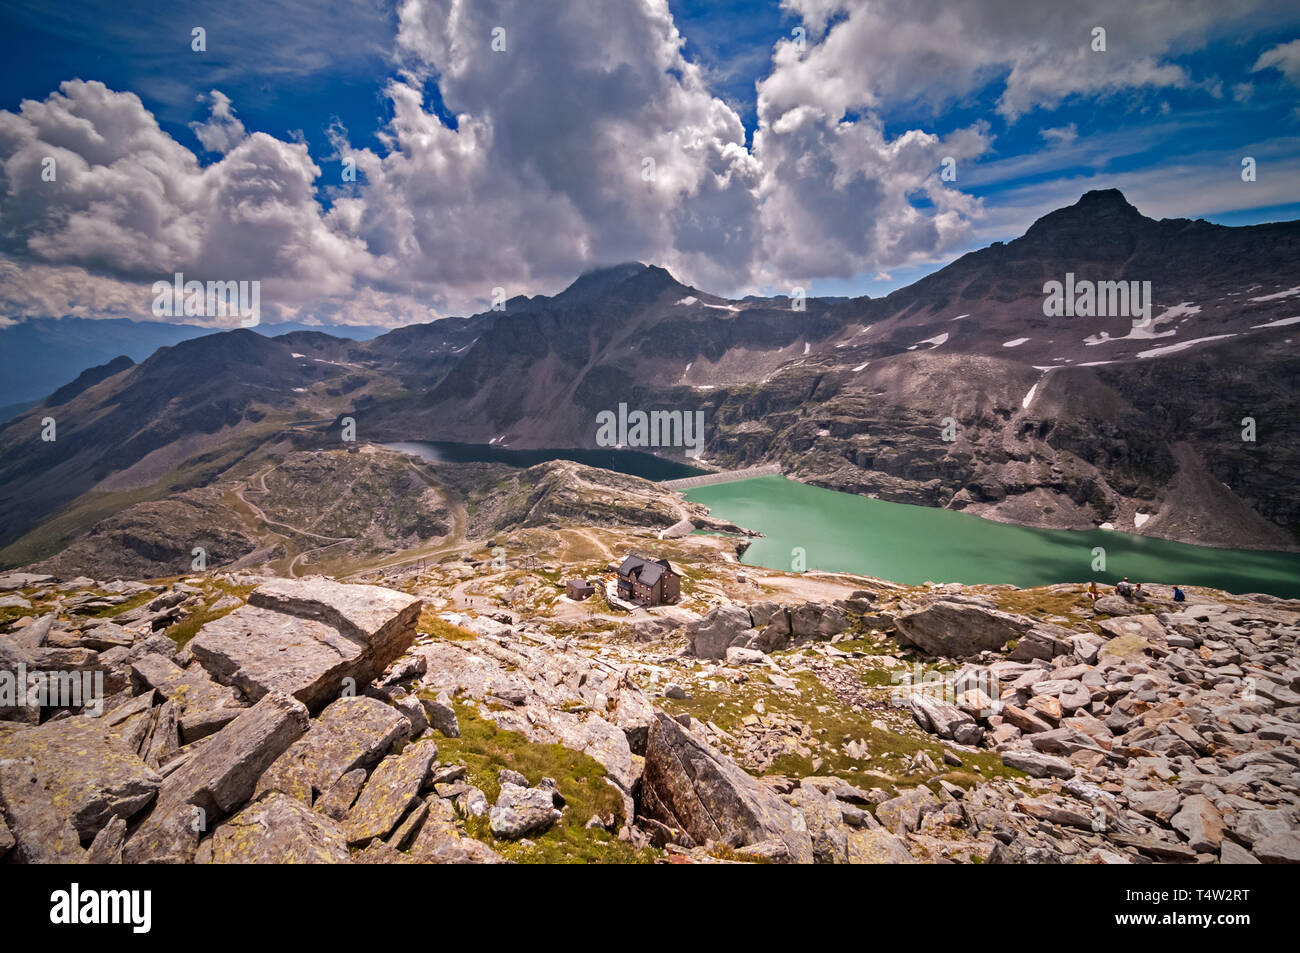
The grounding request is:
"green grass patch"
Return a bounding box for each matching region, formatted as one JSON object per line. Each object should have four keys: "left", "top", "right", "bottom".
{"left": 435, "top": 703, "right": 657, "bottom": 864}
{"left": 164, "top": 582, "right": 257, "bottom": 647}
{"left": 419, "top": 609, "right": 479, "bottom": 641}
{"left": 81, "top": 590, "right": 156, "bottom": 619}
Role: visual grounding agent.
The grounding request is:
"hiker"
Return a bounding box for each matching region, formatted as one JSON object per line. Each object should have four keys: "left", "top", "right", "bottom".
{"left": 1134, "top": 582, "right": 1144, "bottom": 599}
{"left": 1173, "top": 586, "right": 1186, "bottom": 602}
{"left": 1115, "top": 577, "right": 1133, "bottom": 598}
{"left": 1088, "top": 581, "right": 1099, "bottom": 602}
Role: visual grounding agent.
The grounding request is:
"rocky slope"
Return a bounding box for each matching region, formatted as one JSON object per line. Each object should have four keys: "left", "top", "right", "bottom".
{"left": 1, "top": 539, "right": 1296, "bottom": 864}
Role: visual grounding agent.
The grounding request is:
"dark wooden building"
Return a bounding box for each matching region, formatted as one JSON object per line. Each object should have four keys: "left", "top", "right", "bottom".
{"left": 615, "top": 554, "right": 681, "bottom": 606}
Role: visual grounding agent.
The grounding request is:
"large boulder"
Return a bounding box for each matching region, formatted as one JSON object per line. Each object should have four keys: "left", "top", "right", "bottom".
{"left": 123, "top": 691, "right": 310, "bottom": 863}
{"left": 489, "top": 783, "right": 563, "bottom": 839}
{"left": 344, "top": 738, "right": 438, "bottom": 845}
{"left": 0, "top": 715, "right": 161, "bottom": 841}
{"left": 905, "top": 694, "right": 983, "bottom": 745}
{"left": 789, "top": 603, "right": 848, "bottom": 641}
{"left": 128, "top": 653, "right": 243, "bottom": 742}
{"left": 255, "top": 695, "right": 412, "bottom": 804}
{"left": 207, "top": 792, "right": 349, "bottom": 864}
{"left": 895, "top": 600, "right": 1033, "bottom": 656}
{"left": 189, "top": 577, "right": 421, "bottom": 712}
{"left": 640, "top": 712, "right": 814, "bottom": 863}
{"left": 686, "top": 605, "right": 753, "bottom": 659}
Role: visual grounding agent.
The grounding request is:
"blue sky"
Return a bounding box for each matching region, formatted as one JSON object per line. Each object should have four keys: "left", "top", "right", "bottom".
{"left": 0, "top": 0, "right": 1297, "bottom": 322}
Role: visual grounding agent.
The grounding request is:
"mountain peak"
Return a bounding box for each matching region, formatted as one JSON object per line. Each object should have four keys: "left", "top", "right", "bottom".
{"left": 553, "top": 262, "right": 683, "bottom": 305}
{"left": 1017, "top": 188, "right": 1149, "bottom": 257}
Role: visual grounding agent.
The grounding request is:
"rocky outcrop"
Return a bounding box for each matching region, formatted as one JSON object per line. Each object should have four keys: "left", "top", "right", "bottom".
{"left": 254, "top": 695, "right": 412, "bottom": 803}
{"left": 895, "top": 598, "right": 1032, "bottom": 656}
{"left": 0, "top": 715, "right": 161, "bottom": 841}
{"left": 415, "top": 625, "right": 653, "bottom": 793}
{"left": 189, "top": 577, "right": 421, "bottom": 712}
{"left": 640, "top": 712, "right": 814, "bottom": 863}
{"left": 208, "top": 793, "right": 349, "bottom": 864}
{"left": 685, "top": 605, "right": 753, "bottom": 659}
{"left": 686, "top": 600, "right": 853, "bottom": 659}
{"left": 123, "top": 691, "right": 311, "bottom": 863}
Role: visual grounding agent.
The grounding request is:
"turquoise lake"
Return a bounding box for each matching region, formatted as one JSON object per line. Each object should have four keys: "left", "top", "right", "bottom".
{"left": 685, "top": 475, "right": 1300, "bottom": 598}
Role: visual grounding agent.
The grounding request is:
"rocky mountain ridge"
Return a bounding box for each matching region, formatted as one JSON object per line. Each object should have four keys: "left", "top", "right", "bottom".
{"left": 1, "top": 190, "right": 1298, "bottom": 572}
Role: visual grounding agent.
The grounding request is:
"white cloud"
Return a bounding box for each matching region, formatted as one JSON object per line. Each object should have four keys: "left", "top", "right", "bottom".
{"left": 1040, "top": 124, "right": 1079, "bottom": 147}
{"left": 1253, "top": 38, "right": 1300, "bottom": 86}
{"left": 0, "top": 0, "right": 1296, "bottom": 326}
{"left": 772, "top": 0, "right": 1290, "bottom": 120}
{"left": 189, "top": 90, "right": 247, "bottom": 155}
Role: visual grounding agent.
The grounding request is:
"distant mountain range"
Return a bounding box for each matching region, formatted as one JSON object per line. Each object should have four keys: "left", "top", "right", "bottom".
{"left": 1, "top": 189, "right": 1298, "bottom": 570}
{"left": 0, "top": 317, "right": 388, "bottom": 420}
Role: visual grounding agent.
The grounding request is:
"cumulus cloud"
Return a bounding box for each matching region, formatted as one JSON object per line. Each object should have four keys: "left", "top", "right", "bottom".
{"left": 0, "top": 0, "right": 1293, "bottom": 326}
{"left": 189, "top": 91, "right": 247, "bottom": 155}
{"left": 771, "top": 0, "right": 1294, "bottom": 121}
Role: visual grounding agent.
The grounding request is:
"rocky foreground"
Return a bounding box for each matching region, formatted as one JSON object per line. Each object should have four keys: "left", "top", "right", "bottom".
{"left": 0, "top": 565, "right": 1297, "bottom": 864}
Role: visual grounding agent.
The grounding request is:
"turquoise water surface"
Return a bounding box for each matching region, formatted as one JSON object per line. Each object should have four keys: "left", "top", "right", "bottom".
{"left": 686, "top": 475, "right": 1300, "bottom": 598}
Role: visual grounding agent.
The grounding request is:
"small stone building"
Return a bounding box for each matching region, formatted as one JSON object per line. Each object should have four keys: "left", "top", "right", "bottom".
{"left": 565, "top": 579, "right": 596, "bottom": 601}
{"left": 615, "top": 554, "right": 681, "bottom": 606}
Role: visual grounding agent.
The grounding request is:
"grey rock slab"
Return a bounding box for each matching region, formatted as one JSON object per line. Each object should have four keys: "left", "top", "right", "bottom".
{"left": 641, "top": 712, "right": 814, "bottom": 863}
{"left": 0, "top": 715, "right": 161, "bottom": 840}
{"left": 123, "top": 691, "right": 309, "bottom": 863}
{"left": 190, "top": 577, "right": 421, "bottom": 713}
{"left": 0, "top": 759, "right": 87, "bottom": 862}
{"left": 345, "top": 738, "right": 438, "bottom": 844}
{"left": 999, "top": 749, "right": 1076, "bottom": 779}
{"left": 209, "top": 792, "right": 349, "bottom": 864}
{"left": 255, "top": 695, "right": 411, "bottom": 803}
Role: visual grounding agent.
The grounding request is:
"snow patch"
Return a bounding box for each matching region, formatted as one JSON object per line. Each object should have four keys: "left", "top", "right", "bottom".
{"left": 1002, "top": 337, "right": 1030, "bottom": 348}
{"left": 291, "top": 352, "right": 306, "bottom": 359}
{"left": 1134, "top": 513, "right": 1150, "bottom": 528}
{"left": 675, "top": 296, "right": 698, "bottom": 306}
{"left": 1021, "top": 383, "right": 1039, "bottom": 410}
{"left": 802, "top": 342, "right": 811, "bottom": 354}
{"left": 1099, "top": 522, "right": 1115, "bottom": 531}
{"left": 1252, "top": 315, "right": 1300, "bottom": 329}
{"left": 950, "top": 313, "right": 969, "bottom": 321}
{"left": 914, "top": 332, "right": 949, "bottom": 349}
{"left": 1136, "top": 334, "right": 1236, "bottom": 359}
{"left": 852, "top": 362, "right": 870, "bottom": 372}
{"left": 1249, "top": 286, "right": 1300, "bottom": 302}
{"left": 1084, "top": 302, "right": 1197, "bottom": 346}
